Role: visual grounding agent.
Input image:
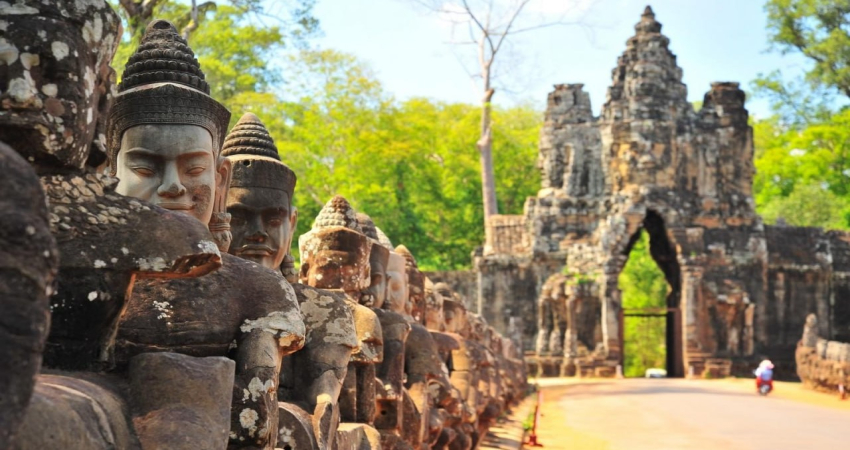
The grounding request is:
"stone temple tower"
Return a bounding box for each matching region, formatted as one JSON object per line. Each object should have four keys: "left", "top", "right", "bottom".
{"left": 474, "top": 6, "right": 850, "bottom": 379}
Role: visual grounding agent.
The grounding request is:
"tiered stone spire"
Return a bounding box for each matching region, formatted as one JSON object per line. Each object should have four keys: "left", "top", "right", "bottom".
{"left": 603, "top": 5, "right": 688, "bottom": 122}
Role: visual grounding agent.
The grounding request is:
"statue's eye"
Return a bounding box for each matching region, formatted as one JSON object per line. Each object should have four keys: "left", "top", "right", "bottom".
{"left": 186, "top": 166, "right": 205, "bottom": 176}
{"left": 132, "top": 167, "right": 154, "bottom": 177}
{"left": 267, "top": 218, "right": 283, "bottom": 227}
{"left": 230, "top": 215, "right": 246, "bottom": 226}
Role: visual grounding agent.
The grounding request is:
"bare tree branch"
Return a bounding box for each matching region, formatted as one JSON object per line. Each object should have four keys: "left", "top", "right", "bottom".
{"left": 491, "top": 0, "right": 529, "bottom": 55}
{"left": 404, "top": 0, "right": 595, "bottom": 242}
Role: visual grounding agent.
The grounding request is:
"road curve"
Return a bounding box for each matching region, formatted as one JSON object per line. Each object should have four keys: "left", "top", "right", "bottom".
{"left": 532, "top": 378, "right": 850, "bottom": 450}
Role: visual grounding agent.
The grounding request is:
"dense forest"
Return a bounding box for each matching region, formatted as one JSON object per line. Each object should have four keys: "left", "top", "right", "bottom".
{"left": 111, "top": 0, "right": 850, "bottom": 273}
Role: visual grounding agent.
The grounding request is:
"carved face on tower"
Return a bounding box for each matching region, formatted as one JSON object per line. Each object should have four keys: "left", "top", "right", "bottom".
{"left": 108, "top": 20, "right": 231, "bottom": 228}
{"left": 299, "top": 196, "right": 372, "bottom": 295}
{"left": 0, "top": 0, "right": 120, "bottom": 168}
{"left": 223, "top": 113, "right": 298, "bottom": 269}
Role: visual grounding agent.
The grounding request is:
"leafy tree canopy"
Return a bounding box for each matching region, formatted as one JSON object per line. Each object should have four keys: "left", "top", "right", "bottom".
{"left": 239, "top": 50, "right": 541, "bottom": 270}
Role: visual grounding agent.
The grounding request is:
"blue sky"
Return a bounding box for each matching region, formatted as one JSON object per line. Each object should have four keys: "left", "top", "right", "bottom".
{"left": 307, "top": 0, "right": 811, "bottom": 118}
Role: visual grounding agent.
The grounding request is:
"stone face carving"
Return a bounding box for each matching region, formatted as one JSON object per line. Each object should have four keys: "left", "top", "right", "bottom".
{"left": 299, "top": 196, "right": 384, "bottom": 430}
{"left": 223, "top": 113, "right": 298, "bottom": 272}
{"left": 222, "top": 113, "right": 357, "bottom": 449}
{"left": 424, "top": 279, "right": 446, "bottom": 331}
{"left": 109, "top": 20, "right": 306, "bottom": 449}
{"left": 0, "top": 3, "right": 234, "bottom": 450}
{"left": 386, "top": 251, "right": 410, "bottom": 316}
{"left": 108, "top": 19, "right": 233, "bottom": 252}
{"left": 397, "top": 245, "right": 426, "bottom": 322}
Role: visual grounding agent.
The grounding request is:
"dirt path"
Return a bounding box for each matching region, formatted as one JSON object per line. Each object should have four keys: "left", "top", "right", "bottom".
{"left": 528, "top": 378, "right": 850, "bottom": 450}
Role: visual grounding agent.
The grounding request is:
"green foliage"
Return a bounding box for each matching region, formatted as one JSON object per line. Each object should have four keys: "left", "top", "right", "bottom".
{"left": 753, "top": 0, "right": 850, "bottom": 127}
{"left": 111, "top": 0, "right": 313, "bottom": 108}
{"left": 245, "top": 50, "right": 540, "bottom": 270}
{"left": 753, "top": 110, "right": 850, "bottom": 229}
{"left": 522, "top": 411, "right": 535, "bottom": 432}
{"left": 562, "top": 268, "right": 598, "bottom": 286}
{"left": 763, "top": 0, "right": 850, "bottom": 99}
{"left": 619, "top": 232, "right": 667, "bottom": 378}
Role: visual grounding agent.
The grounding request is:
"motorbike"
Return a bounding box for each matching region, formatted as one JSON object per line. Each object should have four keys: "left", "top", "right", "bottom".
{"left": 754, "top": 370, "right": 773, "bottom": 396}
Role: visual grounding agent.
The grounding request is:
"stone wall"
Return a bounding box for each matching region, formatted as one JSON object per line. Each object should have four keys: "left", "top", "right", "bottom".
{"left": 796, "top": 314, "right": 850, "bottom": 393}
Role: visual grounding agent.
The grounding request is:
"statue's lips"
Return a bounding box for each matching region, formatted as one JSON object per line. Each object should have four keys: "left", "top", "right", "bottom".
{"left": 157, "top": 202, "right": 194, "bottom": 211}
{"left": 237, "top": 245, "right": 274, "bottom": 256}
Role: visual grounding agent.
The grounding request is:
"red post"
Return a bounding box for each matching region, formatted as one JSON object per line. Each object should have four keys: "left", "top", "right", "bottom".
{"left": 524, "top": 390, "right": 544, "bottom": 446}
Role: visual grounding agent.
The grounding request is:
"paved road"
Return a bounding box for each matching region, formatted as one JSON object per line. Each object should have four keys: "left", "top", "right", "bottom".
{"left": 533, "top": 378, "right": 850, "bottom": 450}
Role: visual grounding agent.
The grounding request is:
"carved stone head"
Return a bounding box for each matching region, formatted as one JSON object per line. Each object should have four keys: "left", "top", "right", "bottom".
{"left": 223, "top": 113, "right": 297, "bottom": 270}
{"left": 0, "top": 0, "right": 120, "bottom": 169}
{"left": 385, "top": 251, "right": 408, "bottom": 315}
{"left": 424, "top": 278, "right": 445, "bottom": 331}
{"left": 396, "top": 245, "right": 425, "bottom": 321}
{"left": 299, "top": 196, "right": 371, "bottom": 296}
{"left": 468, "top": 313, "right": 490, "bottom": 345}
{"left": 108, "top": 20, "right": 231, "bottom": 231}
{"left": 356, "top": 213, "right": 389, "bottom": 308}
{"left": 442, "top": 299, "right": 468, "bottom": 335}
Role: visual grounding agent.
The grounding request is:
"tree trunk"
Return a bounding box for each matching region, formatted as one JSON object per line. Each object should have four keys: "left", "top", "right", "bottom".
{"left": 479, "top": 85, "right": 498, "bottom": 249}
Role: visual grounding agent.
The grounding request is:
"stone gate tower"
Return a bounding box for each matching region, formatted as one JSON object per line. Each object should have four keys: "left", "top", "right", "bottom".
{"left": 473, "top": 6, "right": 850, "bottom": 378}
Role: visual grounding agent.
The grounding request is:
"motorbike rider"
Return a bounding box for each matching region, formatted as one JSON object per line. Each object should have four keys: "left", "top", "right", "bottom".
{"left": 755, "top": 359, "right": 774, "bottom": 393}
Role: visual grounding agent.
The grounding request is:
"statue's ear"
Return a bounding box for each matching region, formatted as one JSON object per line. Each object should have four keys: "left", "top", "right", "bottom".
{"left": 215, "top": 157, "right": 232, "bottom": 202}
{"left": 289, "top": 206, "right": 298, "bottom": 239}
{"left": 210, "top": 157, "right": 233, "bottom": 252}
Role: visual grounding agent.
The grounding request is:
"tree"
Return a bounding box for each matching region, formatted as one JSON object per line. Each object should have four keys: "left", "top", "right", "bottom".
{"left": 764, "top": 0, "right": 850, "bottom": 99}
{"left": 409, "top": 0, "right": 585, "bottom": 248}
{"left": 754, "top": 0, "right": 850, "bottom": 126}
{"left": 115, "top": 0, "right": 316, "bottom": 40}
{"left": 245, "top": 50, "right": 541, "bottom": 269}
{"left": 111, "top": 0, "right": 317, "bottom": 74}
{"left": 753, "top": 110, "right": 850, "bottom": 229}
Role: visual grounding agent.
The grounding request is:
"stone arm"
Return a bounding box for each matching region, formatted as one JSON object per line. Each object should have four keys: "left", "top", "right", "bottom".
{"left": 230, "top": 329, "right": 284, "bottom": 449}
{"left": 0, "top": 142, "right": 57, "bottom": 448}
{"left": 231, "top": 302, "right": 306, "bottom": 449}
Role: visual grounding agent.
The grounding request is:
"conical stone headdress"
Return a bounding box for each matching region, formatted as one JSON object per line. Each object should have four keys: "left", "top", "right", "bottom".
{"left": 313, "top": 195, "right": 363, "bottom": 232}
{"left": 224, "top": 113, "right": 296, "bottom": 200}
{"left": 107, "top": 19, "right": 231, "bottom": 173}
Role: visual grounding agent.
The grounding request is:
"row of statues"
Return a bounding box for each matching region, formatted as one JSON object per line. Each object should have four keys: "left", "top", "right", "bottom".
{"left": 0, "top": 2, "right": 526, "bottom": 449}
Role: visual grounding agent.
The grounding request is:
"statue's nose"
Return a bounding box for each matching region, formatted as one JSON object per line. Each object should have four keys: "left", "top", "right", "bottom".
{"left": 157, "top": 181, "right": 186, "bottom": 198}
{"left": 247, "top": 216, "right": 267, "bottom": 242}
{"left": 157, "top": 165, "right": 186, "bottom": 198}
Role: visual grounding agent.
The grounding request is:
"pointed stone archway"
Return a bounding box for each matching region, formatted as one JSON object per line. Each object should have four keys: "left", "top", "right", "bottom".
{"left": 617, "top": 210, "right": 684, "bottom": 377}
